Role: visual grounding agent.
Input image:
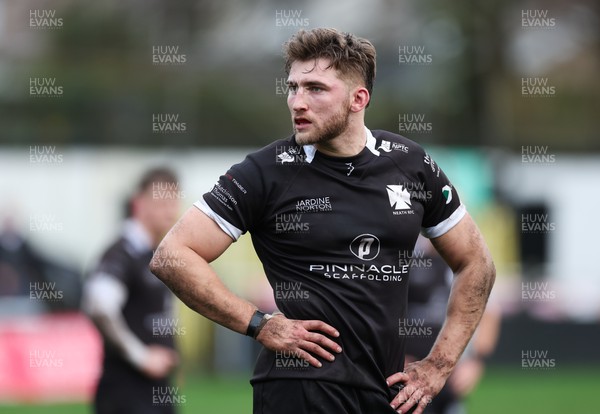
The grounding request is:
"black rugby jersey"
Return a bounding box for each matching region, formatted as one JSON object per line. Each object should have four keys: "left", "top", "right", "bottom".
{"left": 195, "top": 128, "right": 465, "bottom": 392}
{"left": 89, "top": 222, "right": 175, "bottom": 365}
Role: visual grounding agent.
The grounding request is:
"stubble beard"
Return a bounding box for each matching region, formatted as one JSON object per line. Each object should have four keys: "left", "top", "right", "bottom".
{"left": 294, "top": 104, "right": 352, "bottom": 146}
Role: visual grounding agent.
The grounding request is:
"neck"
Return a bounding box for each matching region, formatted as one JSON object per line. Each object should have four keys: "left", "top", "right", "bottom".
{"left": 133, "top": 218, "right": 159, "bottom": 249}
{"left": 145, "top": 228, "right": 160, "bottom": 249}
{"left": 315, "top": 118, "right": 366, "bottom": 157}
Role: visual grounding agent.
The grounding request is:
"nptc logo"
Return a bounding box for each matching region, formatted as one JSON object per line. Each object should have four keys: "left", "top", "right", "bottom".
{"left": 350, "top": 234, "right": 380, "bottom": 261}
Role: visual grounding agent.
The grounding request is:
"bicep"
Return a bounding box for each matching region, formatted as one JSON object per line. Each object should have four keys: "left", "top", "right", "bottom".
{"left": 161, "top": 206, "right": 233, "bottom": 263}
{"left": 430, "top": 213, "right": 492, "bottom": 274}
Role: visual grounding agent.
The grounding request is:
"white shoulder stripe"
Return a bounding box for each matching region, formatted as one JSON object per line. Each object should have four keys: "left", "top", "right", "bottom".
{"left": 194, "top": 198, "right": 244, "bottom": 241}
{"left": 421, "top": 204, "right": 467, "bottom": 239}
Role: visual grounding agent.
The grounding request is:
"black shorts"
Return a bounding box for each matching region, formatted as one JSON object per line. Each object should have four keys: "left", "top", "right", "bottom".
{"left": 253, "top": 379, "right": 411, "bottom": 414}
{"left": 94, "top": 360, "right": 176, "bottom": 414}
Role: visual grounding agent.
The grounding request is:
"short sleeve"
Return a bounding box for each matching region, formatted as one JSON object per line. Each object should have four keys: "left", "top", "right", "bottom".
{"left": 420, "top": 152, "right": 466, "bottom": 238}
{"left": 194, "top": 155, "right": 264, "bottom": 241}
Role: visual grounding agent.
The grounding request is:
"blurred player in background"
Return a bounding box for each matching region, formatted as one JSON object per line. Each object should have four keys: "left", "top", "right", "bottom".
{"left": 405, "top": 236, "right": 501, "bottom": 414}
{"left": 0, "top": 211, "right": 81, "bottom": 313}
{"left": 0, "top": 214, "right": 49, "bottom": 298}
{"left": 83, "top": 168, "right": 181, "bottom": 414}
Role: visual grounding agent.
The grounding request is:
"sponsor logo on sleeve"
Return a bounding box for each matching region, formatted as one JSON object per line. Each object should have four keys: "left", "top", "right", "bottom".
{"left": 225, "top": 174, "right": 247, "bottom": 194}
{"left": 441, "top": 185, "right": 453, "bottom": 205}
{"left": 423, "top": 153, "right": 441, "bottom": 178}
{"left": 209, "top": 182, "right": 238, "bottom": 211}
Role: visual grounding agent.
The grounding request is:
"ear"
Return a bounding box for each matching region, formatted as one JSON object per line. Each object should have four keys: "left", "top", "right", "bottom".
{"left": 130, "top": 194, "right": 143, "bottom": 217}
{"left": 350, "top": 86, "right": 370, "bottom": 112}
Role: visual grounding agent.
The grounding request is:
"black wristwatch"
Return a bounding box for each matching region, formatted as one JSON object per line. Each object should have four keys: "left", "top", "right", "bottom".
{"left": 246, "top": 310, "right": 273, "bottom": 339}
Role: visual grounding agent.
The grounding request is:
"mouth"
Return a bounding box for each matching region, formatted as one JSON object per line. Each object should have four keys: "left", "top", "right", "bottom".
{"left": 294, "top": 117, "right": 312, "bottom": 130}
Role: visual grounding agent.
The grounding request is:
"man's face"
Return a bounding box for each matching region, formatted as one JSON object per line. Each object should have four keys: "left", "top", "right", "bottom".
{"left": 135, "top": 185, "right": 180, "bottom": 244}
{"left": 287, "top": 58, "right": 354, "bottom": 146}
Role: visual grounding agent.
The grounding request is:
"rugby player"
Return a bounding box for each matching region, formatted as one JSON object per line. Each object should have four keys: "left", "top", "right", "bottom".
{"left": 151, "top": 28, "right": 495, "bottom": 414}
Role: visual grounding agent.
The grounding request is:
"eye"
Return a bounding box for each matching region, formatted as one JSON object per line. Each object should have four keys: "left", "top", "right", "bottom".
{"left": 287, "top": 84, "right": 298, "bottom": 94}
{"left": 308, "top": 86, "right": 323, "bottom": 92}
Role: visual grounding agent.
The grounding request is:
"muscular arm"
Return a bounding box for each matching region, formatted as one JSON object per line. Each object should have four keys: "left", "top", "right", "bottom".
{"left": 425, "top": 212, "right": 496, "bottom": 375}
{"left": 150, "top": 206, "right": 255, "bottom": 334}
{"left": 150, "top": 206, "right": 341, "bottom": 367}
{"left": 388, "top": 213, "right": 495, "bottom": 413}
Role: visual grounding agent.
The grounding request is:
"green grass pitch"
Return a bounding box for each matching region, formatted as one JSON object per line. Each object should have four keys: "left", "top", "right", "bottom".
{"left": 2, "top": 366, "right": 597, "bottom": 414}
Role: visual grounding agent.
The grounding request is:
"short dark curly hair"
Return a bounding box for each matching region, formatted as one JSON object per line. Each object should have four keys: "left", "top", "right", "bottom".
{"left": 283, "top": 28, "right": 377, "bottom": 103}
{"left": 124, "top": 167, "right": 179, "bottom": 217}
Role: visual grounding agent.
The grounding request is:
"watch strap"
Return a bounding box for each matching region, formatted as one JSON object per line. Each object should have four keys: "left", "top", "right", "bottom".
{"left": 246, "top": 310, "right": 266, "bottom": 338}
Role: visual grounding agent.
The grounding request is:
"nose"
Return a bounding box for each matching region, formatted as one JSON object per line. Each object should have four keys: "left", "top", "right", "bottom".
{"left": 289, "top": 89, "right": 308, "bottom": 112}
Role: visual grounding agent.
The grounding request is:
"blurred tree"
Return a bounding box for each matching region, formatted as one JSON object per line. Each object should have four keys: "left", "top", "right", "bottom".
{"left": 0, "top": 0, "right": 597, "bottom": 150}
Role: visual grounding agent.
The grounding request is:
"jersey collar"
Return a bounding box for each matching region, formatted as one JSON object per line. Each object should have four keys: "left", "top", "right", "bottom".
{"left": 364, "top": 127, "right": 380, "bottom": 156}
{"left": 302, "top": 126, "right": 379, "bottom": 163}
{"left": 123, "top": 219, "right": 153, "bottom": 254}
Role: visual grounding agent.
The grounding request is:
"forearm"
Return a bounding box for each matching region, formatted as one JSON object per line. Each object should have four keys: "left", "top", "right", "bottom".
{"left": 150, "top": 242, "right": 256, "bottom": 335}
{"left": 82, "top": 276, "right": 148, "bottom": 367}
{"left": 92, "top": 312, "right": 149, "bottom": 366}
{"left": 426, "top": 257, "right": 495, "bottom": 376}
